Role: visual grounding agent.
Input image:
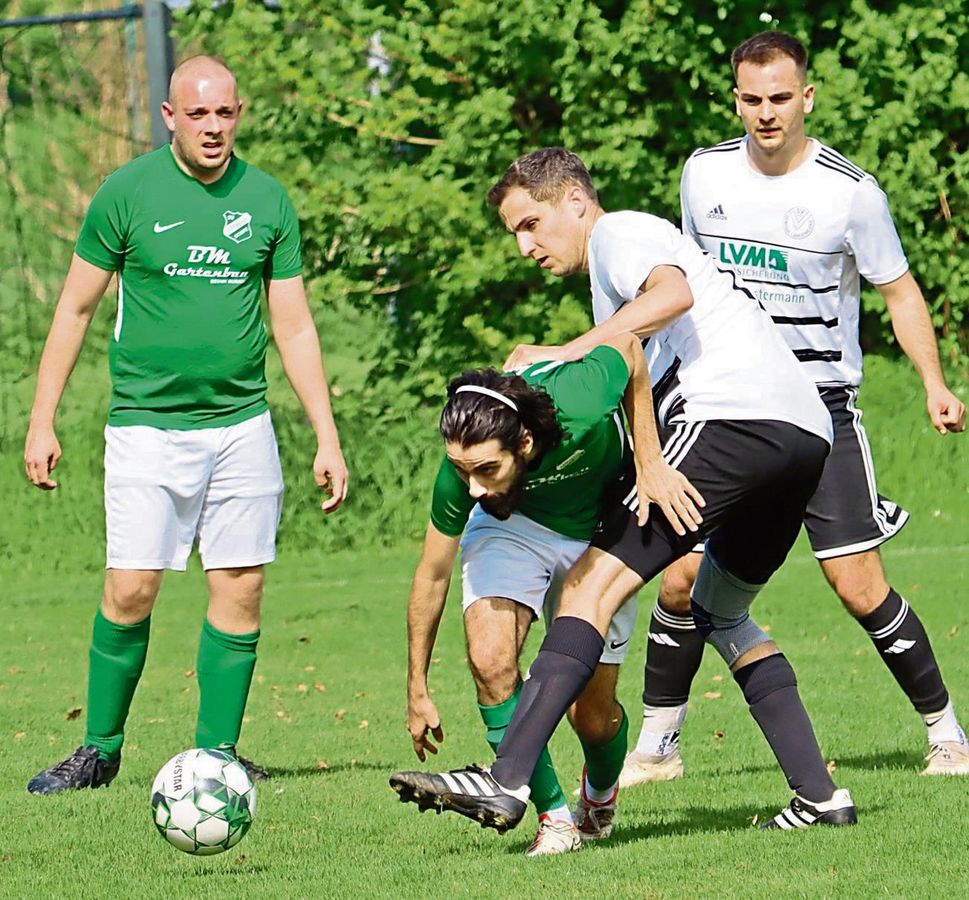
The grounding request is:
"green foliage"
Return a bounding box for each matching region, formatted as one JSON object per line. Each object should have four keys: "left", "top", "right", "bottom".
{"left": 175, "top": 0, "right": 968, "bottom": 379}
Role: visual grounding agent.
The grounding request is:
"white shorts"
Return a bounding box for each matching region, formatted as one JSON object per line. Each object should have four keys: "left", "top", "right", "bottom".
{"left": 104, "top": 411, "right": 284, "bottom": 571}
{"left": 460, "top": 509, "right": 637, "bottom": 665}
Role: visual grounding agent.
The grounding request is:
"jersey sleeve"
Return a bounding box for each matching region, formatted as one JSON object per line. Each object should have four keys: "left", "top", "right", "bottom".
{"left": 429, "top": 456, "right": 475, "bottom": 537}
{"left": 590, "top": 215, "right": 678, "bottom": 302}
{"left": 74, "top": 175, "right": 130, "bottom": 272}
{"left": 679, "top": 156, "right": 700, "bottom": 241}
{"left": 266, "top": 188, "right": 303, "bottom": 280}
{"left": 844, "top": 177, "right": 909, "bottom": 285}
{"left": 532, "top": 345, "right": 630, "bottom": 424}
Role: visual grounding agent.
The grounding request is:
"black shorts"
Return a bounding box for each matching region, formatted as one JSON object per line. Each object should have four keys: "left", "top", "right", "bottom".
{"left": 804, "top": 386, "right": 908, "bottom": 559}
{"left": 593, "top": 420, "right": 829, "bottom": 587}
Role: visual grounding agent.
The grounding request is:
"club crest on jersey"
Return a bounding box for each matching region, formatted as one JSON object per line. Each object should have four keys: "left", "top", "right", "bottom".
{"left": 784, "top": 206, "right": 815, "bottom": 239}
{"left": 222, "top": 211, "right": 253, "bottom": 244}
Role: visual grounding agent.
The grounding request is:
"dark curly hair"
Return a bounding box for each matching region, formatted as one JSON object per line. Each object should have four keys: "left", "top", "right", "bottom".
{"left": 440, "top": 368, "right": 568, "bottom": 453}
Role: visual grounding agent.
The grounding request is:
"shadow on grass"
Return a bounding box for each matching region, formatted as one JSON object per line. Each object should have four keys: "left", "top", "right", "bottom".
{"left": 828, "top": 750, "right": 924, "bottom": 773}
{"left": 269, "top": 761, "right": 393, "bottom": 778}
{"left": 191, "top": 861, "right": 272, "bottom": 877}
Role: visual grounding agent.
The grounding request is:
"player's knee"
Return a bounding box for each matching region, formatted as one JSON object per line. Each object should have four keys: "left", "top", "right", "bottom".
{"left": 691, "top": 552, "right": 770, "bottom": 667}
{"left": 466, "top": 646, "right": 519, "bottom": 703}
{"left": 103, "top": 572, "right": 159, "bottom": 623}
{"left": 659, "top": 569, "right": 694, "bottom": 614}
{"left": 828, "top": 571, "right": 888, "bottom": 617}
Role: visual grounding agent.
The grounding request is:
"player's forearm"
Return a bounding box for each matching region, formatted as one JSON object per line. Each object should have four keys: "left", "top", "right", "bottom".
{"left": 621, "top": 337, "right": 664, "bottom": 462}
{"left": 888, "top": 292, "right": 948, "bottom": 391}
{"left": 564, "top": 281, "right": 691, "bottom": 360}
{"left": 29, "top": 307, "right": 97, "bottom": 425}
{"left": 274, "top": 326, "right": 343, "bottom": 448}
{"left": 406, "top": 574, "right": 450, "bottom": 695}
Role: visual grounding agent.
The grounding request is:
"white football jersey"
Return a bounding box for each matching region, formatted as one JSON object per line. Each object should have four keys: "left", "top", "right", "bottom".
{"left": 588, "top": 211, "right": 832, "bottom": 444}
{"left": 680, "top": 136, "right": 908, "bottom": 387}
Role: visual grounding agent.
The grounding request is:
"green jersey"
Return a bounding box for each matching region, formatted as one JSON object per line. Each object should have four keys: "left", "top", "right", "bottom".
{"left": 430, "top": 345, "right": 631, "bottom": 542}
{"left": 75, "top": 146, "right": 303, "bottom": 429}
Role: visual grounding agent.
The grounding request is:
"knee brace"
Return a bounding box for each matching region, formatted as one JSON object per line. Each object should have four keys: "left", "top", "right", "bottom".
{"left": 690, "top": 552, "right": 770, "bottom": 668}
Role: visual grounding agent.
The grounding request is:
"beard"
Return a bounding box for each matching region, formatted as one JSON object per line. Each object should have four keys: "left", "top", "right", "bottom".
{"left": 478, "top": 454, "right": 528, "bottom": 520}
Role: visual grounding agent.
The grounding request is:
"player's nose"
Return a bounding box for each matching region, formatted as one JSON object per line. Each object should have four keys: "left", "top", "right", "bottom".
{"left": 468, "top": 478, "right": 488, "bottom": 499}
{"left": 516, "top": 233, "right": 536, "bottom": 258}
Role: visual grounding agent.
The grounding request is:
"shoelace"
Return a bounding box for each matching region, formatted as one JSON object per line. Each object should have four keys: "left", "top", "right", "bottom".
{"left": 48, "top": 748, "right": 96, "bottom": 779}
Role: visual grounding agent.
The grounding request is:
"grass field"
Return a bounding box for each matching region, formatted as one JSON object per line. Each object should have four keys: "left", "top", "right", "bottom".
{"left": 2, "top": 528, "right": 968, "bottom": 898}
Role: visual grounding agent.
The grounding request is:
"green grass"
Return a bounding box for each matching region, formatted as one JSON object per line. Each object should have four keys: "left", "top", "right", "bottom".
{"left": 1, "top": 527, "right": 968, "bottom": 898}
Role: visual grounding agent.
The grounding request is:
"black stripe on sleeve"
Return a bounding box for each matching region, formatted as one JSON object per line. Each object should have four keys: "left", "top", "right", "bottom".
{"left": 819, "top": 148, "right": 865, "bottom": 179}
{"left": 815, "top": 157, "right": 863, "bottom": 182}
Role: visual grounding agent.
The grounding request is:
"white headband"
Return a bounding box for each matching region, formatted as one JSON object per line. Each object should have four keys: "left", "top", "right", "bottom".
{"left": 454, "top": 385, "right": 519, "bottom": 412}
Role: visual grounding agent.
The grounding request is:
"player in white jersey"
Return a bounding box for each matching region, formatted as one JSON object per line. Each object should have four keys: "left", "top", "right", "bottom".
{"left": 390, "top": 148, "right": 858, "bottom": 833}
{"left": 622, "top": 30, "right": 968, "bottom": 789}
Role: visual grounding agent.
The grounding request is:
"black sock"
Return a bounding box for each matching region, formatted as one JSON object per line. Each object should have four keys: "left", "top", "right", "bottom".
{"left": 734, "top": 654, "right": 836, "bottom": 804}
{"left": 492, "top": 617, "right": 603, "bottom": 791}
{"left": 857, "top": 588, "right": 948, "bottom": 715}
{"left": 644, "top": 601, "right": 706, "bottom": 706}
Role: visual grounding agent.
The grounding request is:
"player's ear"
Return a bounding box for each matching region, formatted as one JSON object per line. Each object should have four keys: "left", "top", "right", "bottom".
{"left": 519, "top": 430, "right": 535, "bottom": 457}
{"left": 565, "top": 184, "right": 588, "bottom": 217}
{"left": 802, "top": 83, "right": 815, "bottom": 115}
{"left": 161, "top": 100, "right": 176, "bottom": 132}
{"left": 732, "top": 86, "right": 742, "bottom": 117}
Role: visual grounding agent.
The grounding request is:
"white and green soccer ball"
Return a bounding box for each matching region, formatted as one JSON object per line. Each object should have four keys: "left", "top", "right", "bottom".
{"left": 151, "top": 748, "right": 256, "bottom": 855}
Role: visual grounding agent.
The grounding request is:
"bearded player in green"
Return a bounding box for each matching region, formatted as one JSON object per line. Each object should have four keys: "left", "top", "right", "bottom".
{"left": 403, "top": 332, "right": 703, "bottom": 855}
{"left": 23, "top": 57, "right": 347, "bottom": 793}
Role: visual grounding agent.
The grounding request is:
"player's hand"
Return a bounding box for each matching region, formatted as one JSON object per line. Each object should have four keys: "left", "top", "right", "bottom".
{"left": 407, "top": 695, "right": 444, "bottom": 762}
{"left": 24, "top": 423, "right": 61, "bottom": 490}
{"left": 925, "top": 384, "right": 966, "bottom": 434}
{"left": 503, "top": 343, "right": 574, "bottom": 372}
{"left": 314, "top": 442, "right": 348, "bottom": 513}
{"left": 634, "top": 455, "right": 705, "bottom": 535}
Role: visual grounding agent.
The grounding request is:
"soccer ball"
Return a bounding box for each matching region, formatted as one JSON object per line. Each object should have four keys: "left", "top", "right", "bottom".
{"left": 150, "top": 748, "right": 257, "bottom": 855}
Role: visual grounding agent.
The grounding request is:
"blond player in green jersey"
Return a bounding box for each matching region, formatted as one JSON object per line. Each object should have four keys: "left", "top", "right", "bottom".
{"left": 24, "top": 56, "right": 347, "bottom": 793}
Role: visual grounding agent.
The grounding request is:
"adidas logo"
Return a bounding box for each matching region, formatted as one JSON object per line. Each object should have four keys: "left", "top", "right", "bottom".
{"left": 884, "top": 638, "right": 916, "bottom": 655}
{"left": 648, "top": 632, "right": 681, "bottom": 648}
{"left": 706, "top": 204, "right": 727, "bottom": 220}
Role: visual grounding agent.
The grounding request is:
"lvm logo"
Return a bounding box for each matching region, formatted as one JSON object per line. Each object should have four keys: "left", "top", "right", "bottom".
{"left": 719, "top": 240, "right": 788, "bottom": 273}
{"left": 187, "top": 245, "right": 232, "bottom": 265}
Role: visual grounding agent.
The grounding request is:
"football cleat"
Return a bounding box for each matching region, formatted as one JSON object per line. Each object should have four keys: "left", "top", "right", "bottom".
{"left": 237, "top": 755, "right": 271, "bottom": 782}
{"left": 618, "top": 747, "right": 684, "bottom": 788}
{"left": 922, "top": 741, "right": 969, "bottom": 776}
{"left": 572, "top": 770, "right": 618, "bottom": 840}
{"left": 27, "top": 746, "right": 120, "bottom": 795}
{"left": 524, "top": 814, "right": 582, "bottom": 857}
{"left": 761, "top": 788, "right": 857, "bottom": 830}
{"left": 389, "top": 764, "right": 529, "bottom": 834}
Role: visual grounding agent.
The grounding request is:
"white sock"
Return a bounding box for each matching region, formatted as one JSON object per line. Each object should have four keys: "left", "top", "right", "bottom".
{"left": 541, "top": 803, "right": 573, "bottom": 826}
{"left": 923, "top": 701, "right": 967, "bottom": 746}
{"left": 635, "top": 703, "right": 688, "bottom": 756}
{"left": 583, "top": 774, "right": 617, "bottom": 804}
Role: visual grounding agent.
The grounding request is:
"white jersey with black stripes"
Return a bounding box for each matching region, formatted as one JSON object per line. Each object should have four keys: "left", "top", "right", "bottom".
{"left": 587, "top": 210, "right": 832, "bottom": 445}
{"left": 680, "top": 136, "right": 909, "bottom": 387}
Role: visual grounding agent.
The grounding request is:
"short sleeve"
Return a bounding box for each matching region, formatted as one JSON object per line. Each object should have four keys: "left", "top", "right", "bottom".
{"left": 429, "top": 457, "right": 475, "bottom": 537}
{"left": 531, "top": 345, "right": 630, "bottom": 423}
{"left": 266, "top": 188, "right": 303, "bottom": 280}
{"left": 590, "top": 216, "right": 678, "bottom": 302}
{"left": 75, "top": 176, "right": 129, "bottom": 272}
{"left": 680, "top": 157, "right": 699, "bottom": 241}
{"left": 845, "top": 178, "right": 909, "bottom": 285}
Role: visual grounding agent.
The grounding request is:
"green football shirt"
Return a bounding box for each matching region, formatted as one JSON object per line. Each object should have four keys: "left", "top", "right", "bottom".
{"left": 75, "top": 145, "right": 303, "bottom": 429}
{"left": 430, "top": 345, "right": 631, "bottom": 542}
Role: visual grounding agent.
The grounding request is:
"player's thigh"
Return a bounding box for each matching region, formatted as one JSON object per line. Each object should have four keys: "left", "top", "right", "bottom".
{"left": 104, "top": 424, "right": 210, "bottom": 572}
{"left": 805, "top": 387, "right": 908, "bottom": 560}
{"left": 198, "top": 413, "right": 284, "bottom": 570}
{"left": 708, "top": 426, "right": 828, "bottom": 585}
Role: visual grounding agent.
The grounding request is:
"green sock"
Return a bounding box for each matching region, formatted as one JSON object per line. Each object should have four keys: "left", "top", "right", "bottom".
{"left": 195, "top": 619, "right": 260, "bottom": 750}
{"left": 84, "top": 609, "right": 151, "bottom": 760}
{"left": 479, "top": 682, "right": 568, "bottom": 815}
{"left": 580, "top": 704, "right": 628, "bottom": 792}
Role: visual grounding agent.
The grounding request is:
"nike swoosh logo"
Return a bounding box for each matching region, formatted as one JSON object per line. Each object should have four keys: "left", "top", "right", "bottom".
{"left": 609, "top": 638, "right": 629, "bottom": 650}
{"left": 153, "top": 220, "right": 185, "bottom": 233}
